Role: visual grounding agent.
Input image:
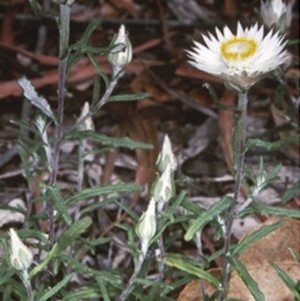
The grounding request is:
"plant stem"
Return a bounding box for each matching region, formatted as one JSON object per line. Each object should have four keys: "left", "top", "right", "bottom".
{"left": 74, "top": 139, "right": 87, "bottom": 221}
{"left": 57, "top": 4, "right": 70, "bottom": 125}
{"left": 20, "top": 269, "right": 33, "bottom": 301}
{"left": 118, "top": 253, "right": 145, "bottom": 301}
{"left": 219, "top": 91, "right": 248, "bottom": 301}
{"left": 157, "top": 213, "right": 165, "bottom": 293}
{"left": 48, "top": 3, "right": 70, "bottom": 247}
{"left": 63, "top": 71, "right": 124, "bottom": 136}
{"left": 195, "top": 231, "right": 206, "bottom": 296}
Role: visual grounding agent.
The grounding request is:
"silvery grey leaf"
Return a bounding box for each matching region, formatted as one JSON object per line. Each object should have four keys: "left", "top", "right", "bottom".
{"left": 18, "top": 77, "right": 57, "bottom": 123}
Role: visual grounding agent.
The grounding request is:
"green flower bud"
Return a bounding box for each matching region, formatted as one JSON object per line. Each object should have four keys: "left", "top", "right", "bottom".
{"left": 157, "top": 135, "right": 178, "bottom": 173}
{"left": 107, "top": 25, "right": 132, "bottom": 76}
{"left": 136, "top": 198, "right": 156, "bottom": 256}
{"left": 9, "top": 228, "right": 33, "bottom": 270}
{"left": 77, "top": 102, "right": 94, "bottom": 131}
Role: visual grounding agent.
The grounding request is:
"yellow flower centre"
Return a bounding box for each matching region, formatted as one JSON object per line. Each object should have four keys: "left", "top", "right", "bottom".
{"left": 220, "top": 37, "right": 258, "bottom": 61}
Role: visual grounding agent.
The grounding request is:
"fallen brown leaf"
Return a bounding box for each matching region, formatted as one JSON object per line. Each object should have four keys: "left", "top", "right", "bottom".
{"left": 239, "top": 216, "right": 300, "bottom": 264}
{"left": 178, "top": 217, "right": 300, "bottom": 301}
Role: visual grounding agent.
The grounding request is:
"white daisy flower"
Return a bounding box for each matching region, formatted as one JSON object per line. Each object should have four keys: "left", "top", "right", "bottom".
{"left": 260, "top": 0, "right": 294, "bottom": 33}
{"left": 187, "top": 22, "right": 290, "bottom": 91}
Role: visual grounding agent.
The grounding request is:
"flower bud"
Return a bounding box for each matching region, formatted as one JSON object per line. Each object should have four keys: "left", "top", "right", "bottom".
{"left": 9, "top": 228, "right": 33, "bottom": 270}
{"left": 156, "top": 135, "right": 178, "bottom": 174}
{"left": 260, "top": 0, "right": 294, "bottom": 33}
{"left": 153, "top": 164, "right": 175, "bottom": 207}
{"left": 77, "top": 102, "right": 94, "bottom": 131}
{"left": 136, "top": 198, "right": 156, "bottom": 256}
{"left": 107, "top": 25, "right": 132, "bottom": 75}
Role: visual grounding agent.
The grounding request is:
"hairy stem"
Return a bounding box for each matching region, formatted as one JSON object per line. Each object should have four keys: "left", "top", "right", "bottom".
{"left": 74, "top": 139, "right": 87, "bottom": 221}
{"left": 195, "top": 231, "right": 206, "bottom": 296}
{"left": 20, "top": 269, "right": 33, "bottom": 301}
{"left": 157, "top": 213, "right": 165, "bottom": 295}
{"left": 118, "top": 253, "right": 145, "bottom": 301}
{"left": 219, "top": 91, "right": 248, "bottom": 301}
{"left": 48, "top": 3, "right": 70, "bottom": 247}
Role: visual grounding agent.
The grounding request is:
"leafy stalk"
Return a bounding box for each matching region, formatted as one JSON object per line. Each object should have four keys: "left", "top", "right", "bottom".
{"left": 47, "top": 3, "right": 71, "bottom": 247}
{"left": 118, "top": 253, "right": 145, "bottom": 301}
{"left": 219, "top": 91, "right": 248, "bottom": 300}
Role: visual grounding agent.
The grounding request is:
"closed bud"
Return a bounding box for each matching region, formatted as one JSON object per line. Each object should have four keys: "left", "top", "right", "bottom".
{"left": 107, "top": 25, "right": 132, "bottom": 76}
{"left": 157, "top": 135, "right": 178, "bottom": 174}
{"left": 260, "top": 0, "right": 294, "bottom": 33}
{"left": 77, "top": 102, "right": 94, "bottom": 131}
{"left": 153, "top": 164, "right": 175, "bottom": 207}
{"left": 9, "top": 228, "right": 33, "bottom": 270}
{"left": 136, "top": 198, "right": 156, "bottom": 256}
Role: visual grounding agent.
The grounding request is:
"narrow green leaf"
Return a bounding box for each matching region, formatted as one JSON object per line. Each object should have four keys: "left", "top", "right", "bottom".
{"left": 58, "top": 254, "right": 122, "bottom": 286}
{"left": 90, "top": 237, "right": 111, "bottom": 247}
{"left": 64, "top": 130, "right": 153, "bottom": 150}
{"left": 258, "top": 156, "right": 264, "bottom": 176}
{"left": 229, "top": 256, "right": 264, "bottom": 301}
{"left": 17, "top": 145, "right": 33, "bottom": 190}
{"left": 0, "top": 204, "right": 25, "bottom": 215}
{"left": 18, "top": 77, "right": 57, "bottom": 123}
{"left": 17, "top": 229, "right": 50, "bottom": 244}
{"left": 269, "top": 261, "right": 300, "bottom": 299}
{"left": 204, "top": 83, "right": 236, "bottom": 110}
{"left": 145, "top": 283, "right": 161, "bottom": 301}
{"left": 80, "top": 196, "right": 119, "bottom": 215}
{"left": 161, "top": 274, "right": 196, "bottom": 297}
{"left": 28, "top": 0, "right": 58, "bottom": 18}
{"left": 244, "top": 163, "right": 257, "bottom": 185}
{"left": 3, "top": 284, "right": 12, "bottom": 301}
{"left": 42, "top": 184, "right": 72, "bottom": 225}
{"left": 6, "top": 279, "right": 24, "bottom": 300}
{"left": 87, "top": 53, "right": 109, "bottom": 88}
{"left": 29, "top": 243, "right": 58, "bottom": 278}
{"left": 168, "top": 190, "right": 186, "bottom": 216}
{"left": 38, "top": 273, "right": 74, "bottom": 301}
{"left": 0, "top": 270, "right": 15, "bottom": 286}
{"left": 65, "top": 183, "right": 143, "bottom": 205}
{"left": 164, "top": 254, "right": 220, "bottom": 288}
{"left": 246, "top": 135, "right": 300, "bottom": 150}
{"left": 57, "top": 216, "right": 92, "bottom": 252}
{"left": 181, "top": 197, "right": 205, "bottom": 215}
{"left": 34, "top": 283, "right": 45, "bottom": 301}
{"left": 96, "top": 276, "right": 110, "bottom": 301}
{"left": 287, "top": 39, "right": 300, "bottom": 46}
{"left": 91, "top": 73, "right": 102, "bottom": 105}
{"left": 288, "top": 247, "right": 300, "bottom": 263}
{"left": 61, "top": 288, "right": 101, "bottom": 301}
{"left": 114, "top": 199, "right": 138, "bottom": 220}
{"left": 282, "top": 181, "right": 300, "bottom": 203}
{"left": 106, "top": 93, "right": 151, "bottom": 103}
{"left": 273, "top": 84, "right": 285, "bottom": 110}
{"left": 233, "top": 220, "right": 283, "bottom": 256}
{"left": 265, "top": 164, "right": 282, "bottom": 182}
{"left": 184, "top": 196, "right": 235, "bottom": 241}
{"left": 254, "top": 204, "right": 300, "bottom": 219}
{"left": 10, "top": 119, "right": 41, "bottom": 136}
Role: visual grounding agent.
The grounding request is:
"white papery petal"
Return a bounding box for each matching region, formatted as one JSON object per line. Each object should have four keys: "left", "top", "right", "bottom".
{"left": 186, "top": 22, "right": 290, "bottom": 90}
